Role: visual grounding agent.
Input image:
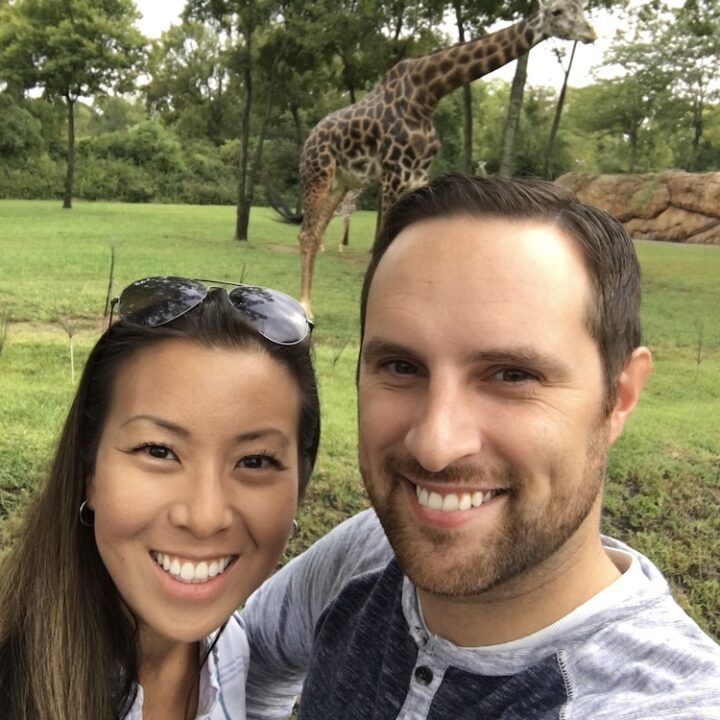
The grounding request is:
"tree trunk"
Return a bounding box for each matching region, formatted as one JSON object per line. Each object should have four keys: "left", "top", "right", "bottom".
{"left": 454, "top": 3, "right": 473, "bottom": 173}
{"left": 543, "top": 42, "right": 577, "bottom": 179}
{"left": 629, "top": 126, "right": 638, "bottom": 173}
{"left": 290, "top": 101, "right": 305, "bottom": 214}
{"left": 340, "top": 53, "right": 356, "bottom": 104}
{"left": 690, "top": 97, "right": 703, "bottom": 171}
{"left": 235, "top": 39, "right": 253, "bottom": 241}
{"left": 245, "top": 60, "right": 278, "bottom": 223}
{"left": 499, "top": 52, "right": 529, "bottom": 177}
{"left": 63, "top": 95, "right": 75, "bottom": 209}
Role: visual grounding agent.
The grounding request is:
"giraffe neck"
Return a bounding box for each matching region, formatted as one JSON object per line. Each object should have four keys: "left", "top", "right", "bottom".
{"left": 412, "top": 14, "right": 546, "bottom": 109}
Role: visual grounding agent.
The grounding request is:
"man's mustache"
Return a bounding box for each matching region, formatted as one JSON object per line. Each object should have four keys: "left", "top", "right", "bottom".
{"left": 382, "top": 455, "right": 521, "bottom": 488}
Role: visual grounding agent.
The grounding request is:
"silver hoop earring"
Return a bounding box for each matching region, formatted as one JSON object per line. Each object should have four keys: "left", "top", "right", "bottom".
{"left": 290, "top": 518, "right": 300, "bottom": 539}
{"left": 79, "top": 500, "right": 95, "bottom": 527}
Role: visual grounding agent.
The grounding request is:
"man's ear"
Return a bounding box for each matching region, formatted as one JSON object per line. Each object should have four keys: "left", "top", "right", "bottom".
{"left": 608, "top": 347, "right": 652, "bottom": 445}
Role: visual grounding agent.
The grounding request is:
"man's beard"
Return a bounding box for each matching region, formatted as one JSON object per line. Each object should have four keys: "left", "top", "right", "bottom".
{"left": 360, "top": 425, "right": 610, "bottom": 598}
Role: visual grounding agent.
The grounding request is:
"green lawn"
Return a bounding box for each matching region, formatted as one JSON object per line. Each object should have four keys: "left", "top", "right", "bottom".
{"left": 0, "top": 199, "right": 718, "bottom": 638}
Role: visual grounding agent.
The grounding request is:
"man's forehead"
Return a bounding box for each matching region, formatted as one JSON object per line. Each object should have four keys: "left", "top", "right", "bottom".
{"left": 363, "top": 214, "right": 597, "bottom": 352}
{"left": 371, "top": 214, "right": 589, "bottom": 293}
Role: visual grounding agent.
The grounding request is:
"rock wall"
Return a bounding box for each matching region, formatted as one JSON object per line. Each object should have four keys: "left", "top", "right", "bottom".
{"left": 555, "top": 171, "right": 720, "bottom": 245}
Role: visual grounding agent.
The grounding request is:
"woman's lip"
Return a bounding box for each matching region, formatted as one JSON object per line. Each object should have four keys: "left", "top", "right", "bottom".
{"left": 151, "top": 549, "right": 238, "bottom": 563}
{"left": 148, "top": 553, "right": 237, "bottom": 601}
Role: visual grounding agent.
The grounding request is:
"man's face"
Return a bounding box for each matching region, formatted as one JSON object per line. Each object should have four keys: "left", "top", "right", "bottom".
{"left": 358, "top": 215, "right": 616, "bottom": 598}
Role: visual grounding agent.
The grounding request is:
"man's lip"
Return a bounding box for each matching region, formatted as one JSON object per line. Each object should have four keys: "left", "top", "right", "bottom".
{"left": 401, "top": 477, "right": 509, "bottom": 495}
{"left": 401, "top": 479, "right": 508, "bottom": 530}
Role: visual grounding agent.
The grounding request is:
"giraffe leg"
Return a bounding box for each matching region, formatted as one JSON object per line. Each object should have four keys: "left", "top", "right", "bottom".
{"left": 374, "top": 187, "right": 384, "bottom": 242}
{"left": 377, "top": 175, "right": 402, "bottom": 241}
{"left": 340, "top": 213, "right": 350, "bottom": 251}
{"left": 298, "top": 184, "right": 344, "bottom": 318}
{"left": 338, "top": 189, "right": 361, "bottom": 251}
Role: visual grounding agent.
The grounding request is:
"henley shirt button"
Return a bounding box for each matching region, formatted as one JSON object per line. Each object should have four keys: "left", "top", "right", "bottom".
{"left": 414, "top": 666, "right": 434, "bottom": 685}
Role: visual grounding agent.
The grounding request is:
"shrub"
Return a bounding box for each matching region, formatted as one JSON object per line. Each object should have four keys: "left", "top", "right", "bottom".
{"left": 74, "top": 157, "right": 157, "bottom": 203}
{"left": 0, "top": 154, "right": 62, "bottom": 199}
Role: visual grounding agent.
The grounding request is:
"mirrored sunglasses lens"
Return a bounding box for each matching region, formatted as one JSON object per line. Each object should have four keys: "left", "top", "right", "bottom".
{"left": 118, "top": 277, "right": 206, "bottom": 327}
{"left": 227, "top": 286, "right": 309, "bottom": 344}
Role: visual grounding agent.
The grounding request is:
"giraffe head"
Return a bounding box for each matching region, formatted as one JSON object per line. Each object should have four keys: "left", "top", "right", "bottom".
{"left": 537, "top": 0, "right": 597, "bottom": 44}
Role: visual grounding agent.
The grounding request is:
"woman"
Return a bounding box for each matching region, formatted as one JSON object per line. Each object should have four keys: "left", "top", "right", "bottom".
{"left": 0, "top": 276, "right": 319, "bottom": 719}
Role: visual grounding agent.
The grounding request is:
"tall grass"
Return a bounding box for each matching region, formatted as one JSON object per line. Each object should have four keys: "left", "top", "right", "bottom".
{"left": 0, "top": 199, "right": 718, "bottom": 638}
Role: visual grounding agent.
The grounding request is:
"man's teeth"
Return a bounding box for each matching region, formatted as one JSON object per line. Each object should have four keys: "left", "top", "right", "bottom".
{"left": 151, "top": 552, "right": 234, "bottom": 583}
{"left": 415, "top": 486, "right": 503, "bottom": 511}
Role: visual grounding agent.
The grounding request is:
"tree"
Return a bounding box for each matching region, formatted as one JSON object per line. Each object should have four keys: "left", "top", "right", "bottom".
{"left": 543, "top": 41, "right": 577, "bottom": 178}
{"left": 145, "top": 18, "right": 241, "bottom": 144}
{"left": 657, "top": 0, "right": 720, "bottom": 170}
{"left": 573, "top": 4, "right": 673, "bottom": 172}
{"left": 187, "top": 0, "right": 282, "bottom": 241}
{"left": 448, "top": 0, "right": 497, "bottom": 174}
{"left": 0, "top": 0, "right": 146, "bottom": 208}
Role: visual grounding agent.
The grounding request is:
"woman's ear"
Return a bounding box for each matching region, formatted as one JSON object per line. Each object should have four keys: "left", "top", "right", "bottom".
{"left": 608, "top": 347, "right": 652, "bottom": 445}
{"left": 85, "top": 476, "right": 96, "bottom": 509}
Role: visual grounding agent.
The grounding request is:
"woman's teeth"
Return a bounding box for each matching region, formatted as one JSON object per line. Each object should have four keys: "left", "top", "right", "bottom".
{"left": 151, "top": 552, "right": 234, "bottom": 583}
{"left": 415, "top": 485, "right": 504, "bottom": 512}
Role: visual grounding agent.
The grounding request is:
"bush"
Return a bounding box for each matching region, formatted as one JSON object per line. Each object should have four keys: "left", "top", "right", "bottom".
{"left": 74, "top": 157, "right": 157, "bottom": 203}
{"left": 78, "top": 120, "right": 186, "bottom": 177}
{"left": 0, "top": 154, "right": 62, "bottom": 199}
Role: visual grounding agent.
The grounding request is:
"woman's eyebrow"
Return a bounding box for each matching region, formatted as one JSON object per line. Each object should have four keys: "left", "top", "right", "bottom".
{"left": 119, "top": 417, "right": 291, "bottom": 445}
{"left": 120, "top": 415, "right": 189, "bottom": 436}
{"left": 233, "top": 429, "right": 291, "bottom": 446}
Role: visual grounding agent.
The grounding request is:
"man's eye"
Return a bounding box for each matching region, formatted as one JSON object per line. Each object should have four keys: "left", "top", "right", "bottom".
{"left": 493, "top": 368, "right": 535, "bottom": 383}
{"left": 384, "top": 360, "right": 418, "bottom": 375}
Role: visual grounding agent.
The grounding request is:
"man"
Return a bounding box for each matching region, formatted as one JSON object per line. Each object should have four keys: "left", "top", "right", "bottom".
{"left": 242, "top": 173, "right": 720, "bottom": 719}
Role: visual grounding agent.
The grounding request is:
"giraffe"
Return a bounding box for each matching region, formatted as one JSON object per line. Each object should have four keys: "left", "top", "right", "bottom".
{"left": 294, "top": 0, "right": 596, "bottom": 318}
{"left": 334, "top": 188, "right": 361, "bottom": 250}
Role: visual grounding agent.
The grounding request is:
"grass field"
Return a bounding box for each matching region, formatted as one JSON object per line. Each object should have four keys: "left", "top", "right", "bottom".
{"left": 0, "top": 199, "right": 718, "bottom": 639}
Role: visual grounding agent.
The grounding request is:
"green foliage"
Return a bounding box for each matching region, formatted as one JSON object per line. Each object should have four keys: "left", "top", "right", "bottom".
{"left": 0, "top": 0, "right": 148, "bottom": 206}
{"left": 1, "top": 0, "right": 720, "bottom": 206}
{"left": 81, "top": 96, "right": 148, "bottom": 136}
{"left": 0, "top": 154, "right": 62, "bottom": 200}
{"left": 79, "top": 120, "right": 186, "bottom": 175}
{"left": 0, "top": 93, "right": 43, "bottom": 158}
{"left": 145, "top": 19, "right": 241, "bottom": 143}
{"left": 0, "top": 0, "right": 147, "bottom": 100}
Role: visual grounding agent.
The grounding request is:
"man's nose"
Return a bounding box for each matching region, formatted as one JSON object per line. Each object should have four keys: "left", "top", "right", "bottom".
{"left": 403, "top": 379, "right": 482, "bottom": 472}
{"left": 169, "top": 467, "right": 234, "bottom": 537}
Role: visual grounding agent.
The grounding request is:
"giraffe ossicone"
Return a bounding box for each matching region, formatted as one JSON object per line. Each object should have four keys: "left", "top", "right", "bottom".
{"left": 296, "top": 0, "right": 596, "bottom": 318}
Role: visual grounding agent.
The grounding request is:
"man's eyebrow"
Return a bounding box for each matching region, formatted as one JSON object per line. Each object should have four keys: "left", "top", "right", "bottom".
{"left": 361, "top": 339, "right": 571, "bottom": 375}
{"left": 466, "top": 347, "right": 572, "bottom": 374}
{"left": 360, "top": 338, "right": 422, "bottom": 364}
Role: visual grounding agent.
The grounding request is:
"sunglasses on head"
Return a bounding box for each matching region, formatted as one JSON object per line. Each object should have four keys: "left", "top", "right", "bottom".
{"left": 110, "top": 276, "right": 313, "bottom": 346}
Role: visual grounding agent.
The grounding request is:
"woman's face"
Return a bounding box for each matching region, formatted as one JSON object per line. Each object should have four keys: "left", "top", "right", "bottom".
{"left": 88, "top": 338, "right": 300, "bottom": 647}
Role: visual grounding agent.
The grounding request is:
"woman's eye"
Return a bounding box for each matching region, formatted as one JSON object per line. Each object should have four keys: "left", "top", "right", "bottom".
{"left": 238, "top": 454, "right": 284, "bottom": 471}
{"left": 136, "top": 443, "right": 178, "bottom": 461}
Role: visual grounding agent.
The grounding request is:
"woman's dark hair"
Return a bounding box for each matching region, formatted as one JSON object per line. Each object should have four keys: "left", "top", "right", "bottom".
{"left": 0, "top": 289, "right": 320, "bottom": 719}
